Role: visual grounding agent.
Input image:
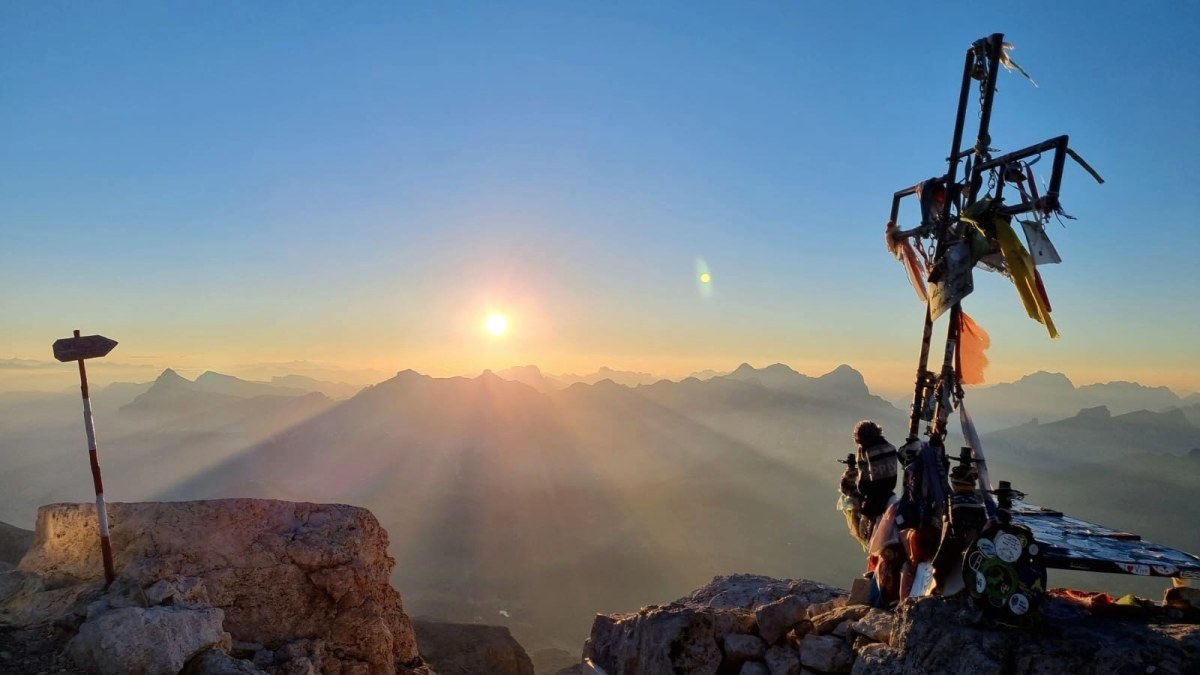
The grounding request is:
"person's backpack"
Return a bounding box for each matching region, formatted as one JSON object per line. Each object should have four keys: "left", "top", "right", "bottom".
{"left": 895, "top": 442, "right": 948, "bottom": 531}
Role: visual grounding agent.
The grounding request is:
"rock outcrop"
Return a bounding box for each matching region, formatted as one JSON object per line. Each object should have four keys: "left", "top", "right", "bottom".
{"left": 584, "top": 574, "right": 844, "bottom": 675}
{"left": 583, "top": 574, "right": 1200, "bottom": 675}
{"left": 412, "top": 618, "right": 535, "bottom": 675}
{"left": 2, "top": 500, "right": 437, "bottom": 675}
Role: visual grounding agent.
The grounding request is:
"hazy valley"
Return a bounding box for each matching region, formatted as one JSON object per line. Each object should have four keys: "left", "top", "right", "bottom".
{"left": 1, "top": 364, "right": 1197, "bottom": 651}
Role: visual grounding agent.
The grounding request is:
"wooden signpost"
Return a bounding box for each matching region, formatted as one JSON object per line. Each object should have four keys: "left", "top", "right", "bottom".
{"left": 52, "top": 329, "right": 118, "bottom": 586}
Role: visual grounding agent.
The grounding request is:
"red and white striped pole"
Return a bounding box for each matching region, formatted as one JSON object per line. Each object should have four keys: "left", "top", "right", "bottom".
{"left": 52, "top": 329, "right": 119, "bottom": 586}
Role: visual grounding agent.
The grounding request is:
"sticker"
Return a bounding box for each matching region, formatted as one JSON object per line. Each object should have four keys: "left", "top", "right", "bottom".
{"left": 1152, "top": 566, "right": 1178, "bottom": 576}
{"left": 1027, "top": 543, "right": 1039, "bottom": 557}
{"left": 976, "top": 538, "right": 997, "bottom": 558}
{"left": 1182, "top": 569, "right": 1200, "bottom": 579}
{"left": 968, "top": 551, "right": 987, "bottom": 572}
{"left": 975, "top": 574, "right": 987, "bottom": 593}
{"left": 1118, "top": 564, "right": 1150, "bottom": 576}
{"left": 1008, "top": 593, "right": 1030, "bottom": 615}
{"left": 995, "top": 533, "right": 1022, "bottom": 563}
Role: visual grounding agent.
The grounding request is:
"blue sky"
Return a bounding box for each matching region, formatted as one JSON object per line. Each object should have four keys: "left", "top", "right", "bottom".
{"left": 2, "top": 2, "right": 1198, "bottom": 394}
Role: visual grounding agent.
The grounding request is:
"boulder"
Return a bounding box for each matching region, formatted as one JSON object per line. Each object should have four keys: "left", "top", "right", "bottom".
{"left": 797, "top": 634, "right": 853, "bottom": 674}
{"left": 763, "top": 645, "right": 801, "bottom": 675}
{"left": 846, "top": 610, "right": 893, "bottom": 644}
{"left": 723, "top": 633, "right": 767, "bottom": 663}
{"left": 584, "top": 576, "right": 843, "bottom": 675}
{"left": 412, "top": 618, "right": 535, "bottom": 675}
{"left": 0, "top": 569, "right": 102, "bottom": 627}
{"left": 66, "top": 605, "right": 229, "bottom": 675}
{"left": 16, "top": 500, "right": 432, "bottom": 675}
{"left": 756, "top": 595, "right": 808, "bottom": 645}
{"left": 809, "top": 606, "right": 871, "bottom": 636}
{"left": 584, "top": 606, "right": 721, "bottom": 675}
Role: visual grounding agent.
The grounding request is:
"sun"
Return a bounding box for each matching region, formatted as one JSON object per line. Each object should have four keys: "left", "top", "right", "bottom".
{"left": 485, "top": 313, "right": 509, "bottom": 336}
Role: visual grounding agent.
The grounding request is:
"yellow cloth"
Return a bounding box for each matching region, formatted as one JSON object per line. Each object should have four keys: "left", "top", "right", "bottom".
{"left": 993, "top": 217, "right": 1058, "bottom": 338}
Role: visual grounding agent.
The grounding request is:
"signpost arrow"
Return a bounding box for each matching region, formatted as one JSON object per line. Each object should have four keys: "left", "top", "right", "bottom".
{"left": 52, "top": 334, "right": 118, "bottom": 363}
{"left": 52, "top": 329, "right": 117, "bottom": 586}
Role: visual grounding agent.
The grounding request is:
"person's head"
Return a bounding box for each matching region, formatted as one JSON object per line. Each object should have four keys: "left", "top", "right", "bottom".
{"left": 852, "top": 420, "right": 884, "bottom": 447}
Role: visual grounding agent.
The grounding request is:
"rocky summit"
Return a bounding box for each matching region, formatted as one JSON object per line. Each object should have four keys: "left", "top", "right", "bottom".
{"left": 582, "top": 574, "right": 1200, "bottom": 675}
{"left": 1, "top": 499, "right": 437, "bottom": 675}
{"left": 3, "top": 504, "right": 1198, "bottom": 675}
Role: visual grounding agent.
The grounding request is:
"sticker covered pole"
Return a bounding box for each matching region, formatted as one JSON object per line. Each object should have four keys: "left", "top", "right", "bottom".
{"left": 52, "top": 329, "right": 119, "bottom": 586}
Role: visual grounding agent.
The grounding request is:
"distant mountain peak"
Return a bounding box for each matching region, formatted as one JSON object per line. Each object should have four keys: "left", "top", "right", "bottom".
{"left": 732, "top": 363, "right": 757, "bottom": 375}
{"left": 196, "top": 370, "right": 240, "bottom": 383}
{"left": 154, "top": 368, "right": 191, "bottom": 386}
{"left": 819, "top": 363, "right": 866, "bottom": 383}
{"left": 1016, "top": 371, "right": 1074, "bottom": 388}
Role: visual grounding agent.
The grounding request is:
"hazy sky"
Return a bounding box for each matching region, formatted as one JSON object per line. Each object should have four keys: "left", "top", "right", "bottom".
{"left": 3, "top": 2, "right": 1198, "bottom": 396}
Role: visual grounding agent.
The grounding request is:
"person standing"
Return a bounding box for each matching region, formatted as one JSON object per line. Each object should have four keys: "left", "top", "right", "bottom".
{"left": 852, "top": 420, "right": 899, "bottom": 525}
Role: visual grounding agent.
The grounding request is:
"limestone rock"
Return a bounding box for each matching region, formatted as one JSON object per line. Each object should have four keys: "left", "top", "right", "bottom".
{"left": 17, "top": 500, "right": 432, "bottom": 675}
{"left": 756, "top": 595, "right": 808, "bottom": 645}
{"left": 584, "top": 606, "right": 721, "bottom": 675}
{"left": 846, "top": 609, "right": 894, "bottom": 645}
{"left": 723, "top": 633, "right": 767, "bottom": 663}
{"left": 583, "top": 575, "right": 1200, "bottom": 675}
{"left": 809, "top": 605, "right": 871, "bottom": 636}
{"left": 411, "top": 618, "right": 534, "bottom": 675}
{"left": 584, "top": 576, "right": 843, "bottom": 675}
{"left": 764, "top": 645, "right": 800, "bottom": 675}
{"left": 797, "top": 634, "right": 853, "bottom": 674}
{"left": 0, "top": 569, "right": 102, "bottom": 627}
{"left": 886, "top": 595, "right": 1200, "bottom": 674}
{"left": 848, "top": 644, "right": 901, "bottom": 675}
{"left": 66, "top": 605, "right": 229, "bottom": 675}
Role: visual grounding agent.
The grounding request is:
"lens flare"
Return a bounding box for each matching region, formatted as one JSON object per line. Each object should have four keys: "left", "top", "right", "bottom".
{"left": 695, "top": 258, "right": 714, "bottom": 299}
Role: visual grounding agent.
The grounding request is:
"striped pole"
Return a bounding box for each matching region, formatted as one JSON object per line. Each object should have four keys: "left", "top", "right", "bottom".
{"left": 71, "top": 329, "right": 116, "bottom": 586}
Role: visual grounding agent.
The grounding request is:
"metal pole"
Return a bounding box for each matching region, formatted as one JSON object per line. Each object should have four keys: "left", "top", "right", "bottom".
{"left": 73, "top": 329, "right": 115, "bottom": 586}
{"left": 905, "top": 41, "right": 979, "bottom": 442}
{"left": 931, "top": 33, "right": 1005, "bottom": 445}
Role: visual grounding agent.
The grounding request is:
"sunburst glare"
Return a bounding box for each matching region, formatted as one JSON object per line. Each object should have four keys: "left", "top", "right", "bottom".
{"left": 486, "top": 314, "right": 509, "bottom": 336}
